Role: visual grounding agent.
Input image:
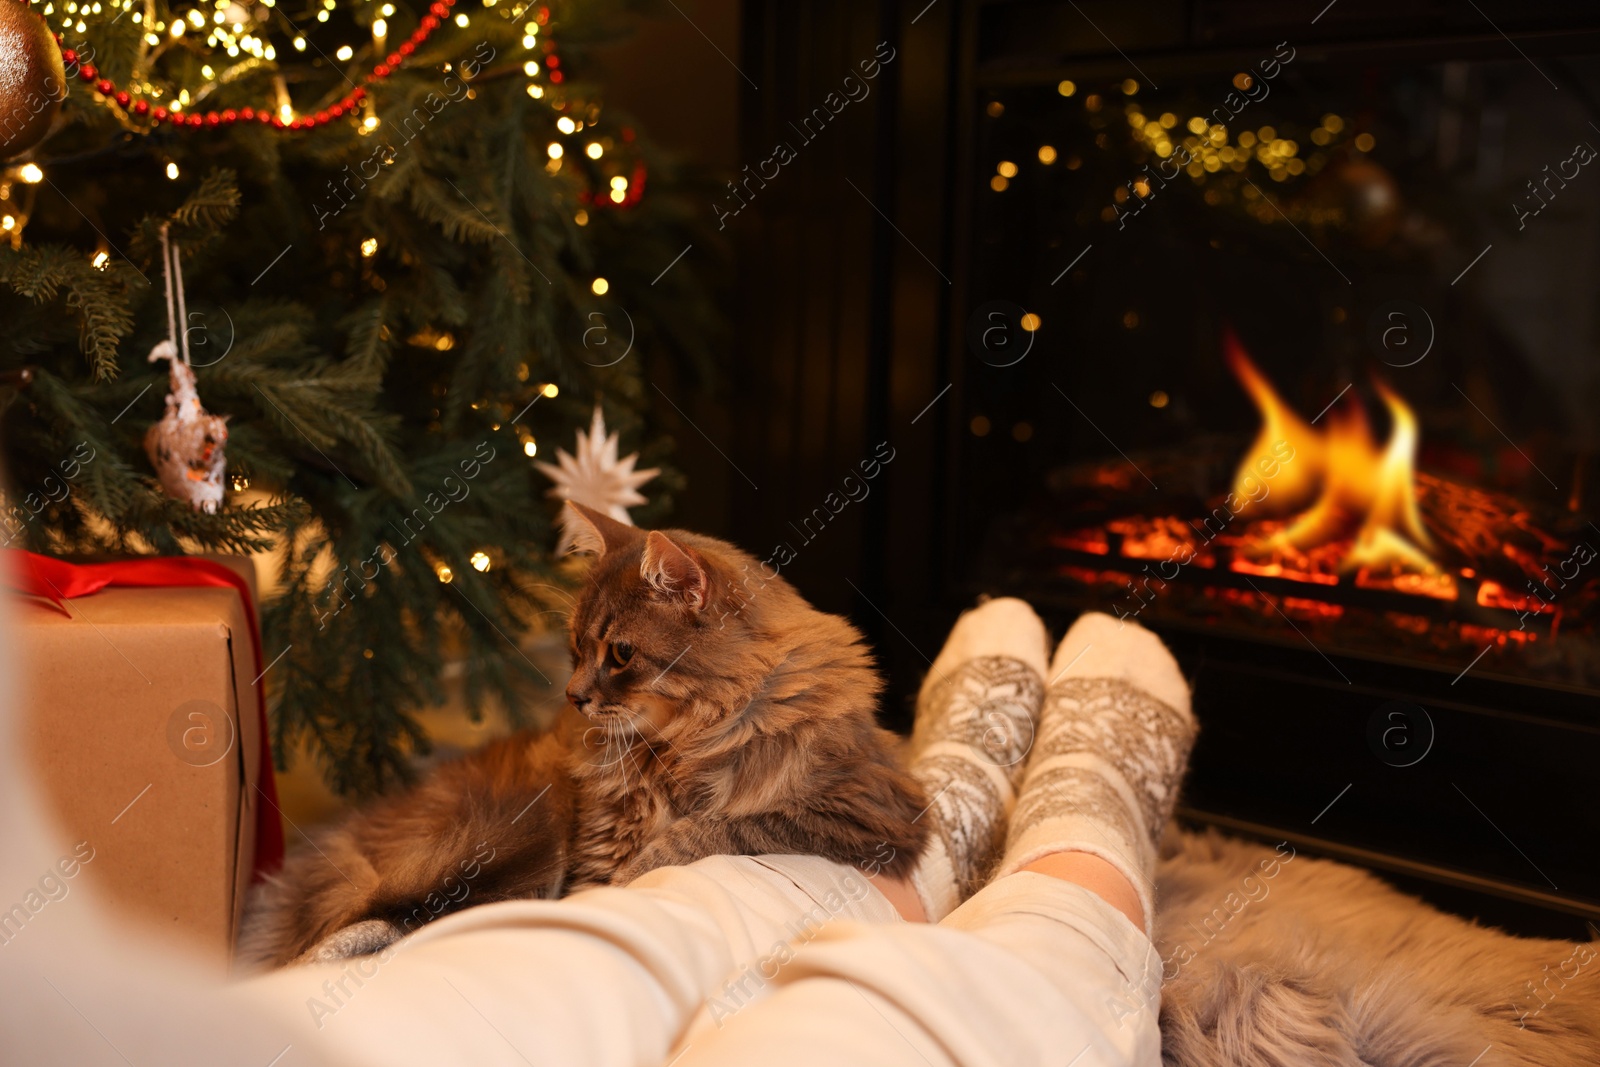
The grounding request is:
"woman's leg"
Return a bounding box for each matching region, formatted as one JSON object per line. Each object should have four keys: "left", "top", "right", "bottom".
{"left": 672, "top": 613, "right": 1194, "bottom": 1067}
{"left": 230, "top": 599, "right": 1052, "bottom": 1067}
{"left": 900, "top": 597, "right": 1049, "bottom": 921}
{"left": 232, "top": 852, "right": 900, "bottom": 1067}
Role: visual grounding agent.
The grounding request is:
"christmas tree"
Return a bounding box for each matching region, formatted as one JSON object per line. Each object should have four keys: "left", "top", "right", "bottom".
{"left": 0, "top": 0, "right": 719, "bottom": 795}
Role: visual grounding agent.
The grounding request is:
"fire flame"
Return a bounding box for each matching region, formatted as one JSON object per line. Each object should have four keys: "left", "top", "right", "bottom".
{"left": 1225, "top": 329, "right": 1322, "bottom": 518}
{"left": 1228, "top": 335, "right": 1438, "bottom": 575}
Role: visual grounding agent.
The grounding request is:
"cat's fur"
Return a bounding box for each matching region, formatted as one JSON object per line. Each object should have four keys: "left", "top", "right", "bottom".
{"left": 237, "top": 731, "right": 576, "bottom": 968}
{"left": 239, "top": 502, "right": 927, "bottom": 967}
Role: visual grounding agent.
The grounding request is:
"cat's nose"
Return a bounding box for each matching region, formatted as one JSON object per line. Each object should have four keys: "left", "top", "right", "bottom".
{"left": 567, "top": 688, "right": 591, "bottom": 712}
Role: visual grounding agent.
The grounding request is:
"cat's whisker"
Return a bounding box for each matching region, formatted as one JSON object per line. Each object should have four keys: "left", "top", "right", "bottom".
{"left": 633, "top": 729, "right": 688, "bottom": 793}
{"left": 526, "top": 581, "right": 580, "bottom": 610}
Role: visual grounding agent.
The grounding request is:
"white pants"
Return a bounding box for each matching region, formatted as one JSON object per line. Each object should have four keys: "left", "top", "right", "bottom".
{"left": 235, "top": 855, "right": 1164, "bottom": 1067}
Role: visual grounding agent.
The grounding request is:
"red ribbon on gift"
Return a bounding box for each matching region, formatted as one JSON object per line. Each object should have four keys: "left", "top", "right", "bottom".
{"left": 2, "top": 549, "right": 285, "bottom": 881}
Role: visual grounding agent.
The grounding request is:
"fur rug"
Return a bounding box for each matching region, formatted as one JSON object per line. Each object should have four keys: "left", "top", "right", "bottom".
{"left": 1155, "top": 831, "right": 1600, "bottom": 1067}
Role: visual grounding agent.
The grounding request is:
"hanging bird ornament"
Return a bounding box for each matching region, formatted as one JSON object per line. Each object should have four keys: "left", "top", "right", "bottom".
{"left": 144, "top": 226, "right": 229, "bottom": 514}
{"left": 537, "top": 405, "right": 658, "bottom": 544}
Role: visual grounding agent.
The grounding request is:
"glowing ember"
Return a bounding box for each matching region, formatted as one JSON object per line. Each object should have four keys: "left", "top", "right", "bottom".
{"left": 1228, "top": 334, "right": 1441, "bottom": 581}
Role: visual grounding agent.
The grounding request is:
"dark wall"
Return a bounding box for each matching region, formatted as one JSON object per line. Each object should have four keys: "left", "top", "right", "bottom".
{"left": 724, "top": 0, "right": 969, "bottom": 727}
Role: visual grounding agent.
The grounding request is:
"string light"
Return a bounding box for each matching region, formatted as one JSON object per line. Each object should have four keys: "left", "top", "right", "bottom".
{"left": 436, "top": 563, "right": 453, "bottom": 583}
{"left": 18, "top": 164, "right": 43, "bottom": 184}
{"left": 590, "top": 278, "right": 608, "bottom": 295}
{"left": 360, "top": 237, "right": 378, "bottom": 257}
{"left": 92, "top": 250, "right": 110, "bottom": 269}
{"left": 523, "top": 437, "right": 538, "bottom": 457}
{"left": 42, "top": 0, "right": 647, "bottom": 210}
{"left": 541, "top": 383, "right": 559, "bottom": 398}
{"left": 470, "top": 551, "right": 491, "bottom": 572}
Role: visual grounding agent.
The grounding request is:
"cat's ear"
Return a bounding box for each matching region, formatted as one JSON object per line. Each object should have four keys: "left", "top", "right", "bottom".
{"left": 641, "top": 531, "right": 710, "bottom": 611}
{"left": 559, "top": 500, "right": 642, "bottom": 557}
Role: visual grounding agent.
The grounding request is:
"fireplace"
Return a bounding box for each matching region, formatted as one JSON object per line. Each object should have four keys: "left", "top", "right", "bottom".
{"left": 957, "top": 8, "right": 1600, "bottom": 936}
{"left": 731, "top": 1, "right": 1600, "bottom": 935}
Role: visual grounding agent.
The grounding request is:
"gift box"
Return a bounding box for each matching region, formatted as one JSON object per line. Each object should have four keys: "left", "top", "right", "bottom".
{"left": 7, "top": 552, "right": 283, "bottom": 968}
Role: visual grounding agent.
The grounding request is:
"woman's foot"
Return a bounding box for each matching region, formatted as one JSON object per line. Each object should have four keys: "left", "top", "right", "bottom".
{"left": 904, "top": 597, "right": 1049, "bottom": 921}
{"left": 993, "top": 612, "right": 1196, "bottom": 935}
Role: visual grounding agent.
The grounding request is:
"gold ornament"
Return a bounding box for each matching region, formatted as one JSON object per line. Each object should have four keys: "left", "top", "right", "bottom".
{"left": 0, "top": 0, "right": 66, "bottom": 159}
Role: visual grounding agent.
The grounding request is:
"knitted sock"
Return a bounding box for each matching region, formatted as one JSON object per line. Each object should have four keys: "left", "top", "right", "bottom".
{"left": 906, "top": 598, "right": 1048, "bottom": 921}
{"left": 995, "top": 612, "right": 1195, "bottom": 937}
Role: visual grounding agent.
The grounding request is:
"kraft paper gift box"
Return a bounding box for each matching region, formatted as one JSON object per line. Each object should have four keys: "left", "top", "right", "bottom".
{"left": 10, "top": 556, "right": 277, "bottom": 968}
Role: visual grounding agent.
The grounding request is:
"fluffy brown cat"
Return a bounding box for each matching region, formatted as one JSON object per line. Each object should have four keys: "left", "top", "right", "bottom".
{"left": 239, "top": 501, "right": 927, "bottom": 967}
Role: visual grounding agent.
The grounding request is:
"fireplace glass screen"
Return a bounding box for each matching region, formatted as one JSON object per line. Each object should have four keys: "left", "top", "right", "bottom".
{"left": 965, "top": 49, "right": 1600, "bottom": 698}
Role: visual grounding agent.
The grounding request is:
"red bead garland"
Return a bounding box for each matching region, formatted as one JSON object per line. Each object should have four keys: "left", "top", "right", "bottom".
{"left": 34, "top": 5, "right": 643, "bottom": 210}
{"left": 53, "top": 0, "right": 458, "bottom": 132}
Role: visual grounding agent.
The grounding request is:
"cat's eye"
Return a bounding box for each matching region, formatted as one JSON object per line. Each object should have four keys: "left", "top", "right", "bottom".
{"left": 606, "top": 642, "right": 634, "bottom": 670}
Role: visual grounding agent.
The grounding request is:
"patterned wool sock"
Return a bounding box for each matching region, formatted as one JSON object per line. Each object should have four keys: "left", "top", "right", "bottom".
{"left": 995, "top": 612, "right": 1196, "bottom": 936}
{"left": 907, "top": 597, "right": 1049, "bottom": 921}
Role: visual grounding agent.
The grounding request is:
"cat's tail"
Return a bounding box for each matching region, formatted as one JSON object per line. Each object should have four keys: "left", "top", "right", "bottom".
{"left": 236, "top": 731, "right": 576, "bottom": 971}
